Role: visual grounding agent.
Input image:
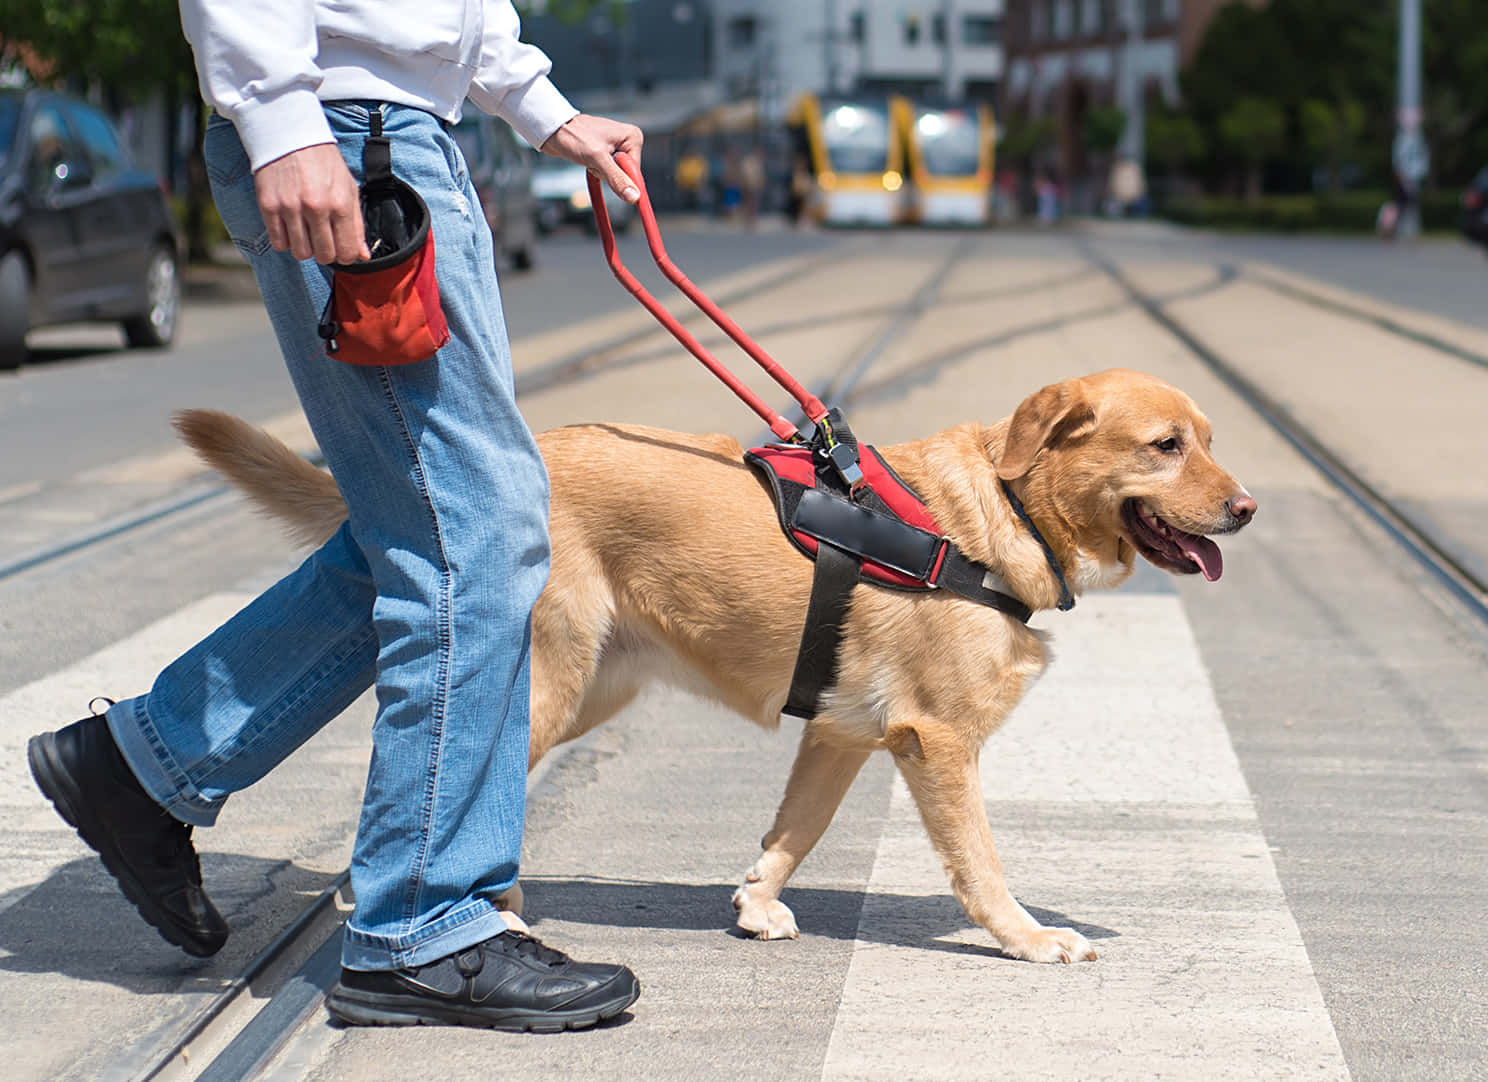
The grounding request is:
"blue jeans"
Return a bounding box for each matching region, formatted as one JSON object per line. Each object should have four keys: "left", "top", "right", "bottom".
{"left": 106, "top": 103, "right": 551, "bottom": 970}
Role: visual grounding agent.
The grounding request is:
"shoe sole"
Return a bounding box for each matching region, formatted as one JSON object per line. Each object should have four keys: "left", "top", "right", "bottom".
{"left": 27, "top": 732, "right": 225, "bottom": 958}
{"left": 325, "top": 976, "right": 641, "bottom": 1033}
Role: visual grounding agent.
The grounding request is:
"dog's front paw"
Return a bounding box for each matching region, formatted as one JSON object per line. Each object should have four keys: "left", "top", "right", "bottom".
{"left": 732, "top": 883, "right": 800, "bottom": 940}
{"left": 998, "top": 925, "right": 1097, "bottom": 964}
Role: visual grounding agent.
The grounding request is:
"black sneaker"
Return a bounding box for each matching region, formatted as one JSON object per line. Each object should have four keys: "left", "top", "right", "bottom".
{"left": 27, "top": 713, "right": 229, "bottom": 957}
{"left": 326, "top": 931, "right": 640, "bottom": 1032}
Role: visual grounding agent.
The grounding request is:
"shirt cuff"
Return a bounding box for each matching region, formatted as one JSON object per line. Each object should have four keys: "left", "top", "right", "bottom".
{"left": 230, "top": 87, "right": 337, "bottom": 172}
{"left": 498, "top": 76, "right": 579, "bottom": 149}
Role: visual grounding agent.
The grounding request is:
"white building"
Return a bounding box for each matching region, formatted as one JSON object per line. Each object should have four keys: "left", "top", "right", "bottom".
{"left": 710, "top": 0, "right": 1006, "bottom": 109}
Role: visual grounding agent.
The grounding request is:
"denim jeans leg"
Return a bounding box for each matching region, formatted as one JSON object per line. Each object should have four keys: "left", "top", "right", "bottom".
{"left": 108, "top": 105, "right": 550, "bottom": 971}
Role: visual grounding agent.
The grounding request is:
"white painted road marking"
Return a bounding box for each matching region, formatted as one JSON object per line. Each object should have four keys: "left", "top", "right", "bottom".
{"left": 822, "top": 593, "right": 1351, "bottom": 1081}
{"left": 0, "top": 593, "right": 255, "bottom": 914}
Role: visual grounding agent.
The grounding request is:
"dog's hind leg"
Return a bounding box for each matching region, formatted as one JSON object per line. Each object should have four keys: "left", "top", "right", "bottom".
{"left": 885, "top": 720, "right": 1097, "bottom": 964}
{"left": 733, "top": 729, "right": 871, "bottom": 940}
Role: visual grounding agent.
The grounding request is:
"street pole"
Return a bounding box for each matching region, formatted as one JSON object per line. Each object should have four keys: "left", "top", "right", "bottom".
{"left": 941, "top": 0, "right": 955, "bottom": 99}
{"left": 1393, "top": 0, "right": 1428, "bottom": 240}
{"left": 1116, "top": 0, "right": 1144, "bottom": 167}
{"left": 824, "top": 0, "right": 839, "bottom": 93}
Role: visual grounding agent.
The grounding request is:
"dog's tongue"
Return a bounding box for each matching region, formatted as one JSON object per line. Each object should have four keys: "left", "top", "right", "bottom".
{"left": 1175, "top": 532, "right": 1223, "bottom": 582}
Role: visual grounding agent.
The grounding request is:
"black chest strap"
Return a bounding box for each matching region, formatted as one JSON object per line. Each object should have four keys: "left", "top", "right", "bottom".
{"left": 784, "top": 540, "right": 862, "bottom": 720}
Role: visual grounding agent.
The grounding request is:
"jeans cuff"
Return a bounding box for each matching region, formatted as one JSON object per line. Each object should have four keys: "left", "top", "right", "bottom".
{"left": 341, "top": 899, "right": 515, "bottom": 972}
{"left": 106, "top": 697, "right": 227, "bottom": 828}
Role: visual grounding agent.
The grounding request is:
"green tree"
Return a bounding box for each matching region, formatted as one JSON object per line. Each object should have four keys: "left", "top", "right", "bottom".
{"left": 1183, "top": 0, "right": 1394, "bottom": 191}
{"left": 1420, "top": 0, "right": 1488, "bottom": 187}
{"left": 999, "top": 115, "right": 1057, "bottom": 168}
{"left": 1219, "top": 97, "right": 1285, "bottom": 201}
{"left": 1146, "top": 108, "right": 1205, "bottom": 175}
{"left": 1083, "top": 106, "right": 1125, "bottom": 156}
{"left": 0, "top": 0, "right": 214, "bottom": 258}
{"left": 1300, "top": 99, "right": 1365, "bottom": 192}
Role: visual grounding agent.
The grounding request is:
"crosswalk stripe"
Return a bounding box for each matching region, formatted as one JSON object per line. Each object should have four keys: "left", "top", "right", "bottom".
{"left": 0, "top": 593, "right": 254, "bottom": 914}
{"left": 820, "top": 593, "right": 1351, "bottom": 1081}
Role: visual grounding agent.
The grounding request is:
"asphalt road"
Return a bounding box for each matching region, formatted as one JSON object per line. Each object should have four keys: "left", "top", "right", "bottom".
{"left": 0, "top": 225, "right": 845, "bottom": 492}
{"left": 1, "top": 222, "right": 1484, "bottom": 1082}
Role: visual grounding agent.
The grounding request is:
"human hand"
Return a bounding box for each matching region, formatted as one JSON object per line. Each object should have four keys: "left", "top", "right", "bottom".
{"left": 253, "top": 143, "right": 371, "bottom": 265}
{"left": 541, "top": 114, "right": 645, "bottom": 204}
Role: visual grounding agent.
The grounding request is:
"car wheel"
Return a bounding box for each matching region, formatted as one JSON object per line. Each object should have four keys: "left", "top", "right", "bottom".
{"left": 0, "top": 250, "right": 30, "bottom": 372}
{"left": 122, "top": 245, "right": 180, "bottom": 349}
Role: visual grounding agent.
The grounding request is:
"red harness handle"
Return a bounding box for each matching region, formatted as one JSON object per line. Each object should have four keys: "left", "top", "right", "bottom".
{"left": 588, "top": 153, "right": 828, "bottom": 442}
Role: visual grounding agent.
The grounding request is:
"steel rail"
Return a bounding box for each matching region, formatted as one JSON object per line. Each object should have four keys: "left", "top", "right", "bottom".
{"left": 134, "top": 872, "right": 351, "bottom": 1082}
{"left": 111, "top": 231, "right": 987, "bottom": 1079}
{"left": 1087, "top": 243, "right": 1488, "bottom": 628}
{"left": 0, "top": 243, "right": 852, "bottom": 589}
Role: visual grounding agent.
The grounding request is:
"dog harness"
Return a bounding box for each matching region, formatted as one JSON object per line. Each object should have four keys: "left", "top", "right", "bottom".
{"left": 746, "top": 412, "right": 1038, "bottom": 720}
{"left": 582, "top": 156, "right": 1064, "bottom": 721}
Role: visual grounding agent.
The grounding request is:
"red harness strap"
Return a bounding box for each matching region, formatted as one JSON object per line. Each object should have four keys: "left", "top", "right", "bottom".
{"left": 746, "top": 417, "right": 1033, "bottom": 719}
{"left": 584, "top": 156, "right": 1030, "bottom": 719}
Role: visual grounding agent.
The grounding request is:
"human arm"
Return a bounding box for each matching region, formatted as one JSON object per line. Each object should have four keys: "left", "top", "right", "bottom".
{"left": 467, "top": 0, "right": 643, "bottom": 203}
{"left": 178, "top": 0, "right": 366, "bottom": 264}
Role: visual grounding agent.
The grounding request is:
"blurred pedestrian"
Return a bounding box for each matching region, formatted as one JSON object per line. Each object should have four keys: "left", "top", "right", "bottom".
{"left": 1107, "top": 156, "right": 1146, "bottom": 218}
{"left": 720, "top": 147, "right": 743, "bottom": 219}
{"left": 28, "top": 0, "right": 644, "bottom": 1034}
{"left": 1036, "top": 170, "right": 1061, "bottom": 225}
{"left": 1378, "top": 168, "right": 1413, "bottom": 240}
{"left": 676, "top": 146, "right": 708, "bottom": 212}
{"left": 739, "top": 146, "right": 765, "bottom": 229}
{"left": 787, "top": 153, "right": 812, "bottom": 227}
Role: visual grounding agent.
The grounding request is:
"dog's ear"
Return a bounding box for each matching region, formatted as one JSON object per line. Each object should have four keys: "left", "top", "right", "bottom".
{"left": 996, "top": 381, "right": 1096, "bottom": 481}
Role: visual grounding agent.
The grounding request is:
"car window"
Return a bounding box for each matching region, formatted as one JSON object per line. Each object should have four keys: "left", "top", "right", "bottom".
{"left": 68, "top": 102, "right": 126, "bottom": 180}
{"left": 26, "top": 103, "right": 82, "bottom": 191}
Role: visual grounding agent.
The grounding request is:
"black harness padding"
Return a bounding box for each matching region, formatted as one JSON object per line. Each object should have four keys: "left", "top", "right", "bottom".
{"left": 747, "top": 409, "right": 1034, "bottom": 721}
{"left": 784, "top": 541, "right": 862, "bottom": 719}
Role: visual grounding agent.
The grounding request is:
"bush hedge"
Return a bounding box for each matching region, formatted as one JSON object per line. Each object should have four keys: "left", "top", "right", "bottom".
{"left": 1160, "top": 189, "right": 1462, "bottom": 233}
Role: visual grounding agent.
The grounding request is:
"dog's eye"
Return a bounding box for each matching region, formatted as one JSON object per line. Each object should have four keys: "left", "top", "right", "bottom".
{"left": 1152, "top": 437, "right": 1181, "bottom": 453}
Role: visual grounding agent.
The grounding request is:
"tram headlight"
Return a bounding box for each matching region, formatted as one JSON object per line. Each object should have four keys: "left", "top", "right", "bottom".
{"left": 569, "top": 188, "right": 592, "bottom": 211}
{"left": 882, "top": 171, "right": 903, "bottom": 192}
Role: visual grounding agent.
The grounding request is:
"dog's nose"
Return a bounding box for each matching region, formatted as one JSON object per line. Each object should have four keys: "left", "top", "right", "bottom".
{"left": 1227, "top": 494, "right": 1257, "bottom": 525}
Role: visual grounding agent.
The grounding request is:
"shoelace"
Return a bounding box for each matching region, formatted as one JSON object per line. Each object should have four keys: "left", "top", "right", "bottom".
{"left": 152, "top": 820, "right": 203, "bottom": 883}
{"left": 500, "top": 931, "right": 567, "bottom": 967}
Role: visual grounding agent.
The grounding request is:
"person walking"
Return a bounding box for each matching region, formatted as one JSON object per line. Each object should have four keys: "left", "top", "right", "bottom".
{"left": 26, "top": 0, "right": 644, "bottom": 1033}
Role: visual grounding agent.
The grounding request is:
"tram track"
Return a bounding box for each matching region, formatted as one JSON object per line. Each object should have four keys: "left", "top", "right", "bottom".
{"left": 0, "top": 239, "right": 859, "bottom": 591}
{"left": 1080, "top": 241, "right": 1488, "bottom": 629}
{"left": 28, "top": 233, "right": 973, "bottom": 1082}
{"left": 17, "top": 228, "right": 1487, "bottom": 1078}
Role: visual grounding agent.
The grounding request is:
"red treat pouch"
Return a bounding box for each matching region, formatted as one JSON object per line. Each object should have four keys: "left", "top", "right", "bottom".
{"left": 318, "top": 108, "right": 450, "bottom": 366}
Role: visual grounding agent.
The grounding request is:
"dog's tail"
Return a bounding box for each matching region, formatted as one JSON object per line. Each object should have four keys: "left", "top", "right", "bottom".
{"left": 174, "top": 409, "right": 347, "bottom": 548}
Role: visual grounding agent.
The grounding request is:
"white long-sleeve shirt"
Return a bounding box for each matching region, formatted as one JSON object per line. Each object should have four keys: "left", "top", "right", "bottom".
{"left": 179, "top": 0, "right": 579, "bottom": 171}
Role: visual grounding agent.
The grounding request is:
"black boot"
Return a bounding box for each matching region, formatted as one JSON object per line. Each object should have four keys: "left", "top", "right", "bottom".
{"left": 327, "top": 930, "right": 640, "bottom": 1032}
{"left": 28, "top": 714, "right": 229, "bottom": 957}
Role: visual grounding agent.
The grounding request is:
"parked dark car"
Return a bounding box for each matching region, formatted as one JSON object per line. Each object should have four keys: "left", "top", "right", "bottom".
{"left": 451, "top": 111, "right": 539, "bottom": 271}
{"left": 1461, "top": 166, "right": 1488, "bottom": 251}
{"left": 0, "top": 88, "right": 183, "bottom": 371}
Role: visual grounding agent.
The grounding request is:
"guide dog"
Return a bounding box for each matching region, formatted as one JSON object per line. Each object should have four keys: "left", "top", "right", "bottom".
{"left": 177, "top": 368, "right": 1254, "bottom": 964}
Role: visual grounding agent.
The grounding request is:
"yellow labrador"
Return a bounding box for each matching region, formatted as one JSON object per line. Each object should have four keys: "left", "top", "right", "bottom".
{"left": 177, "top": 368, "right": 1254, "bottom": 964}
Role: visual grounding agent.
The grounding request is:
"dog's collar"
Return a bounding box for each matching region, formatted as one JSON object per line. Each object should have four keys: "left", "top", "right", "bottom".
{"left": 1000, "top": 480, "right": 1075, "bottom": 612}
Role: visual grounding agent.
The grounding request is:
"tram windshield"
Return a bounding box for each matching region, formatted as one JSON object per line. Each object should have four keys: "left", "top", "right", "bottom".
{"left": 914, "top": 108, "right": 982, "bottom": 177}
{"left": 820, "top": 100, "right": 891, "bottom": 174}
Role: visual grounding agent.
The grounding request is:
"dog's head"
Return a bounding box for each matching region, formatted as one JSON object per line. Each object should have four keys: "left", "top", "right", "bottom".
{"left": 994, "top": 369, "right": 1255, "bottom": 587}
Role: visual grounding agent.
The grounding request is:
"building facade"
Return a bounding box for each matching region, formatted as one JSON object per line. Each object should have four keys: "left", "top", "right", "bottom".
{"left": 999, "top": 0, "right": 1251, "bottom": 195}
{"left": 524, "top": 0, "right": 1006, "bottom": 120}
{"left": 711, "top": 0, "right": 1006, "bottom": 110}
